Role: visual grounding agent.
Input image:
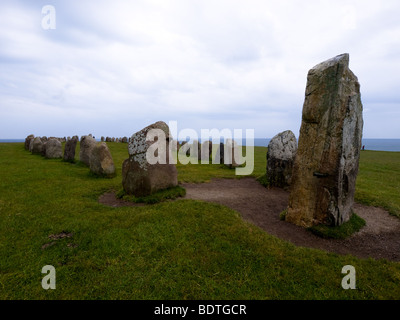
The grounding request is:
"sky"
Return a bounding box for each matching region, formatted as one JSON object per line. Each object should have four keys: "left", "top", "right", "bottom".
{"left": 0, "top": 0, "right": 399, "bottom": 140}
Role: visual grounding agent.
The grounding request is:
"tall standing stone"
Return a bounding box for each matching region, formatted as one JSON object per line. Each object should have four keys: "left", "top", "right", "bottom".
{"left": 79, "top": 135, "right": 97, "bottom": 166}
{"left": 122, "top": 121, "right": 178, "bottom": 197}
{"left": 267, "top": 130, "right": 297, "bottom": 188}
{"left": 286, "top": 54, "right": 363, "bottom": 228}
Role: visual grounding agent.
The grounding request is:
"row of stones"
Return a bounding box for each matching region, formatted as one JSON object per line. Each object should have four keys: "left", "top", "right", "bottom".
{"left": 24, "top": 134, "right": 116, "bottom": 178}
{"left": 101, "top": 136, "right": 128, "bottom": 143}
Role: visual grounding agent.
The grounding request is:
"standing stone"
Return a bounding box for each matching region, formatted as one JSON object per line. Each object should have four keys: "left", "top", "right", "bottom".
{"left": 41, "top": 141, "right": 47, "bottom": 157}
{"left": 286, "top": 54, "right": 363, "bottom": 228}
{"left": 29, "top": 138, "right": 35, "bottom": 152}
{"left": 89, "top": 142, "right": 116, "bottom": 178}
{"left": 122, "top": 136, "right": 128, "bottom": 143}
{"left": 79, "top": 135, "right": 97, "bottom": 166}
{"left": 25, "top": 134, "right": 34, "bottom": 150}
{"left": 199, "top": 141, "right": 212, "bottom": 162}
{"left": 31, "top": 137, "right": 44, "bottom": 154}
{"left": 170, "top": 139, "right": 178, "bottom": 153}
{"left": 213, "top": 143, "right": 225, "bottom": 164}
{"left": 225, "top": 139, "right": 240, "bottom": 168}
{"left": 193, "top": 140, "right": 200, "bottom": 159}
{"left": 45, "top": 139, "right": 63, "bottom": 159}
{"left": 267, "top": 131, "right": 297, "bottom": 188}
{"left": 101, "top": 136, "right": 105, "bottom": 142}
{"left": 122, "top": 121, "right": 178, "bottom": 197}
{"left": 63, "top": 136, "right": 78, "bottom": 162}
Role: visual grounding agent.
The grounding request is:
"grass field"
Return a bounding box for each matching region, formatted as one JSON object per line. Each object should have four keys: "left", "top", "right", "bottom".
{"left": 0, "top": 142, "right": 399, "bottom": 299}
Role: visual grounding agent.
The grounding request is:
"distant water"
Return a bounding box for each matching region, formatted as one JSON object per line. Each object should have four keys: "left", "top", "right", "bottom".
{"left": 247, "top": 138, "right": 400, "bottom": 152}
{"left": 2, "top": 138, "right": 400, "bottom": 152}
{"left": 360, "top": 139, "right": 400, "bottom": 152}
{"left": 249, "top": 138, "right": 400, "bottom": 152}
{"left": 0, "top": 139, "right": 24, "bottom": 143}
{"left": 250, "top": 139, "right": 400, "bottom": 152}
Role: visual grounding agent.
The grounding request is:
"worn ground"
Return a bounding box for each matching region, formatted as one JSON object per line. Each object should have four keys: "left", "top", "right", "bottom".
{"left": 99, "top": 178, "right": 400, "bottom": 262}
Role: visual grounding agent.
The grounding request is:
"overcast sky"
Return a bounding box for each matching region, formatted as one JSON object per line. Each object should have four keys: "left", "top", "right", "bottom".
{"left": 1, "top": 0, "right": 399, "bottom": 139}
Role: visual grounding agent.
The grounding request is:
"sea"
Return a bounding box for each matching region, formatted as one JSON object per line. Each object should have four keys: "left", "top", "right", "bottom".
{"left": 1, "top": 138, "right": 400, "bottom": 152}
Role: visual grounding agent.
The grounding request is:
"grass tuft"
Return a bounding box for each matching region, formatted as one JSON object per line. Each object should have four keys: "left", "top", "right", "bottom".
{"left": 307, "top": 213, "right": 366, "bottom": 239}
{"left": 256, "top": 174, "right": 269, "bottom": 188}
{"left": 118, "top": 186, "right": 186, "bottom": 204}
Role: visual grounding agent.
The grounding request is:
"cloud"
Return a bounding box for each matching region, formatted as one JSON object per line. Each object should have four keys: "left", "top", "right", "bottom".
{"left": 0, "top": 0, "right": 400, "bottom": 139}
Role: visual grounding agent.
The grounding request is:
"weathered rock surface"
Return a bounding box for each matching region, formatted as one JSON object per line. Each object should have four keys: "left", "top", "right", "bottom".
{"left": 31, "top": 137, "right": 44, "bottom": 154}
{"left": 45, "top": 139, "right": 63, "bottom": 159}
{"left": 63, "top": 136, "right": 78, "bottom": 162}
{"left": 199, "top": 141, "right": 212, "bottom": 162}
{"left": 286, "top": 53, "right": 363, "bottom": 228}
{"left": 79, "top": 135, "right": 97, "bottom": 166}
{"left": 267, "top": 130, "right": 297, "bottom": 188}
{"left": 25, "top": 134, "right": 34, "bottom": 150}
{"left": 89, "top": 142, "right": 116, "bottom": 178}
{"left": 122, "top": 121, "right": 178, "bottom": 197}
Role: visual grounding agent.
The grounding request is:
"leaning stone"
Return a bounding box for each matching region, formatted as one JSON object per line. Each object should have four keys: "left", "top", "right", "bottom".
{"left": 89, "top": 142, "right": 116, "bottom": 178}
{"left": 122, "top": 121, "right": 178, "bottom": 197}
{"left": 45, "top": 139, "right": 63, "bottom": 159}
{"left": 79, "top": 135, "right": 97, "bottom": 166}
{"left": 286, "top": 54, "right": 363, "bottom": 228}
{"left": 267, "top": 130, "right": 297, "bottom": 188}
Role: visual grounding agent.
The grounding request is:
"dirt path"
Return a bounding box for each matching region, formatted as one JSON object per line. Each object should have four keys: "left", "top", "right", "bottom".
{"left": 99, "top": 178, "right": 400, "bottom": 261}
{"left": 181, "top": 178, "right": 400, "bottom": 262}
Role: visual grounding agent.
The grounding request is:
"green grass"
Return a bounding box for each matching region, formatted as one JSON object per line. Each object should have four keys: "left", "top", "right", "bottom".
{"left": 308, "top": 213, "right": 367, "bottom": 239}
{"left": 118, "top": 186, "right": 186, "bottom": 204}
{"left": 0, "top": 142, "right": 399, "bottom": 300}
{"left": 355, "top": 150, "right": 400, "bottom": 218}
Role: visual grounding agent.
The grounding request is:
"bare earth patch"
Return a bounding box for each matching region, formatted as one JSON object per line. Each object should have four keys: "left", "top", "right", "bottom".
{"left": 182, "top": 178, "right": 400, "bottom": 262}
{"left": 99, "top": 178, "right": 400, "bottom": 261}
{"left": 98, "top": 192, "right": 145, "bottom": 207}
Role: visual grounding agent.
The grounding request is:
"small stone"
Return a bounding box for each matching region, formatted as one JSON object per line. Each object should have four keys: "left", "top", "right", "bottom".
{"left": 267, "top": 130, "right": 297, "bottom": 188}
